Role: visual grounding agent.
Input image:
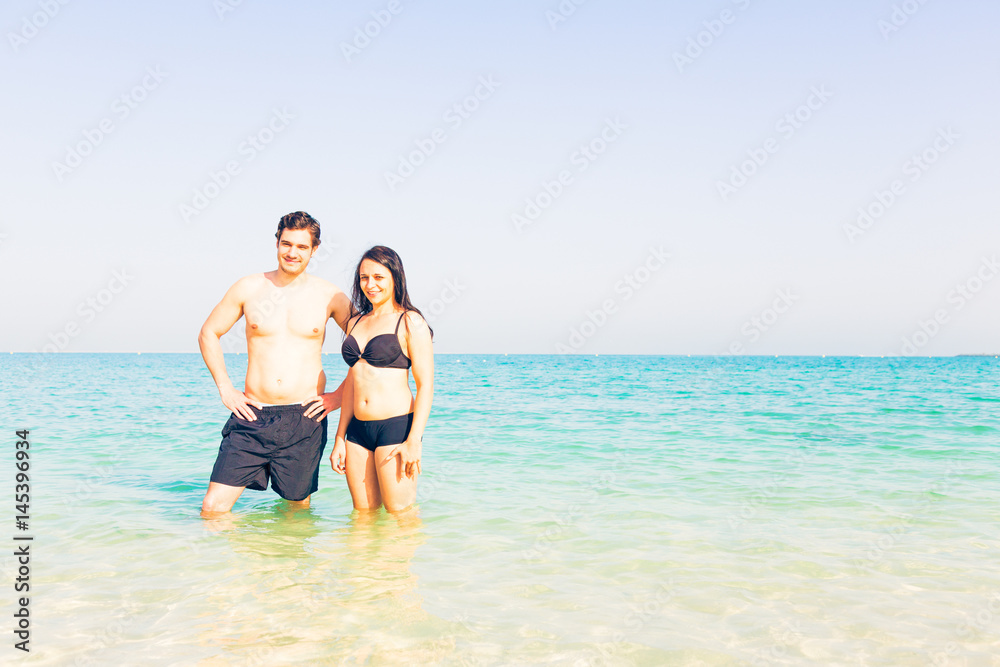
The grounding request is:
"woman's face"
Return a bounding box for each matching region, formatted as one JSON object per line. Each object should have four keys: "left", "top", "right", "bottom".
{"left": 359, "top": 258, "right": 395, "bottom": 308}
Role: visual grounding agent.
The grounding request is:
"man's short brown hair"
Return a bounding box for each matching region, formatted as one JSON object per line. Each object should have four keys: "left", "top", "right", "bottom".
{"left": 276, "top": 211, "right": 321, "bottom": 247}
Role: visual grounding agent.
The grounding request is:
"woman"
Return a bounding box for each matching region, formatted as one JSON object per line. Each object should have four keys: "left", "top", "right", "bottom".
{"left": 330, "top": 246, "right": 434, "bottom": 512}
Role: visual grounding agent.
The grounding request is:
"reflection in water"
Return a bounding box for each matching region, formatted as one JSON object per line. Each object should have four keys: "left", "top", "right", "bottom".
{"left": 190, "top": 503, "right": 479, "bottom": 664}
{"left": 194, "top": 502, "right": 331, "bottom": 663}
{"left": 327, "top": 508, "right": 432, "bottom": 663}
{"left": 200, "top": 499, "right": 320, "bottom": 538}
{"left": 340, "top": 506, "right": 426, "bottom": 598}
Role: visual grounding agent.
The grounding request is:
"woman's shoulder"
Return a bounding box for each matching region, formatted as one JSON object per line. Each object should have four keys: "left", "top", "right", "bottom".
{"left": 400, "top": 309, "right": 430, "bottom": 333}
{"left": 346, "top": 311, "right": 366, "bottom": 329}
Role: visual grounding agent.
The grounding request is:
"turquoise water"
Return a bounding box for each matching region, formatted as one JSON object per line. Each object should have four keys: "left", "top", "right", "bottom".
{"left": 2, "top": 354, "right": 998, "bottom": 665}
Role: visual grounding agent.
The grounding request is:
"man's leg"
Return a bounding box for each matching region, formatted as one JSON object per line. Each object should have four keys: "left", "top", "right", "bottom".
{"left": 270, "top": 411, "right": 327, "bottom": 508}
{"left": 205, "top": 411, "right": 268, "bottom": 514}
{"left": 201, "top": 481, "right": 245, "bottom": 515}
{"left": 286, "top": 495, "right": 311, "bottom": 509}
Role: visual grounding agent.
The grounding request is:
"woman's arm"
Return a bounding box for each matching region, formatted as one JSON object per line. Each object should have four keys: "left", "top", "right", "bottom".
{"left": 330, "top": 367, "right": 354, "bottom": 474}
{"left": 385, "top": 311, "right": 433, "bottom": 478}
{"left": 405, "top": 312, "right": 434, "bottom": 442}
{"left": 336, "top": 367, "right": 355, "bottom": 439}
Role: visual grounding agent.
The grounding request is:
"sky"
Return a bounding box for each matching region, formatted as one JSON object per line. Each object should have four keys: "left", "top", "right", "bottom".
{"left": 2, "top": 0, "right": 999, "bottom": 355}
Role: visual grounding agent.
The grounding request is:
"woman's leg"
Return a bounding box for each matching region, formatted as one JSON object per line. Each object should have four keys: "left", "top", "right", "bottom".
{"left": 345, "top": 440, "right": 382, "bottom": 510}
{"left": 374, "top": 447, "right": 418, "bottom": 513}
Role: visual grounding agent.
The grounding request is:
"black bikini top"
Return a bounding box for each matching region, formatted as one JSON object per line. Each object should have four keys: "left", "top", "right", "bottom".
{"left": 341, "top": 312, "right": 411, "bottom": 369}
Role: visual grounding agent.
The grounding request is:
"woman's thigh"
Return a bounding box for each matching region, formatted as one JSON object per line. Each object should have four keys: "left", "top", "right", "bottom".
{"left": 374, "top": 447, "right": 418, "bottom": 513}
{"left": 345, "top": 440, "right": 381, "bottom": 510}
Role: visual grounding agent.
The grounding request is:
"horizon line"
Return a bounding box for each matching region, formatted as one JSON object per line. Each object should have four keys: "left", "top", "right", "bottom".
{"left": 4, "top": 352, "right": 998, "bottom": 359}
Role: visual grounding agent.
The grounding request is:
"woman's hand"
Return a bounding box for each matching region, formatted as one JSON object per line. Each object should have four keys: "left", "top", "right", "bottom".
{"left": 329, "top": 436, "right": 347, "bottom": 474}
{"left": 383, "top": 438, "right": 421, "bottom": 479}
{"left": 302, "top": 390, "right": 341, "bottom": 421}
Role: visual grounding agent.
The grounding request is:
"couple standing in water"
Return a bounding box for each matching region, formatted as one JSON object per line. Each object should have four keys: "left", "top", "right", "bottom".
{"left": 198, "top": 211, "right": 433, "bottom": 515}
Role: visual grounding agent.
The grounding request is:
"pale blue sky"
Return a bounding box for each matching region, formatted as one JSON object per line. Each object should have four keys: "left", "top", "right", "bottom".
{"left": 3, "top": 0, "right": 998, "bottom": 355}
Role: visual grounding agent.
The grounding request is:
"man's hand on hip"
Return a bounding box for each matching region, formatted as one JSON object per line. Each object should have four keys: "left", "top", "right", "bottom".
{"left": 220, "top": 386, "right": 263, "bottom": 421}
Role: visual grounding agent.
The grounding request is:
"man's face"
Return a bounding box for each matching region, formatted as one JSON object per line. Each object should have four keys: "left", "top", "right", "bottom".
{"left": 276, "top": 229, "right": 316, "bottom": 275}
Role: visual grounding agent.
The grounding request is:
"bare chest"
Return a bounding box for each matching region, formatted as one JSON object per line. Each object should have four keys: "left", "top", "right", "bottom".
{"left": 244, "top": 288, "right": 328, "bottom": 339}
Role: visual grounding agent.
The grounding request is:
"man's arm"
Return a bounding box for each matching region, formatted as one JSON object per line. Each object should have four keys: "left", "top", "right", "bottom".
{"left": 329, "top": 289, "right": 353, "bottom": 333}
{"left": 198, "top": 277, "right": 262, "bottom": 421}
{"left": 302, "top": 288, "right": 353, "bottom": 421}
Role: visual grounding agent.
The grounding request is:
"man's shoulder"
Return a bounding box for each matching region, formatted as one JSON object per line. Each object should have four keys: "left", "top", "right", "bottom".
{"left": 305, "top": 275, "right": 352, "bottom": 329}
{"left": 304, "top": 273, "right": 346, "bottom": 297}
{"left": 224, "top": 273, "right": 267, "bottom": 300}
{"left": 234, "top": 272, "right": 268, "bottom": 290}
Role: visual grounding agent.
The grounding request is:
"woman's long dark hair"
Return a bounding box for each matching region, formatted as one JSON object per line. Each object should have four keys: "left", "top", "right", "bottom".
{"left": 349, "top": 245, "right": 433, "bottom": 338}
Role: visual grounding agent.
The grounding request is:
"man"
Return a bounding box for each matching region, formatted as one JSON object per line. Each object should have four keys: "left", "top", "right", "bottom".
{"left": 199, "top": 211, "right": 352, "bottom": 514}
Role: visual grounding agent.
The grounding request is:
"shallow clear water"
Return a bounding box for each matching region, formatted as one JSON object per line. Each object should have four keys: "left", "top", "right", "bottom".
{"left": 2, "top": 354, "right": 998, "bottom": 665}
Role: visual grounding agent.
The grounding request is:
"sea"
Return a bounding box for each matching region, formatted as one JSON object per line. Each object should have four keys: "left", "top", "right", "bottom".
{"left": 1, "top": 354, "right": 998, "bottom": 666}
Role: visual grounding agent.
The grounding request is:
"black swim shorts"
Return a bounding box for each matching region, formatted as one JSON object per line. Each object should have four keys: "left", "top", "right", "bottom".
{"left": 345, "top": 413, "right": 414, "bottom": 452}
{"left": 210, "top": 404, "right": 327, "bottom": 501}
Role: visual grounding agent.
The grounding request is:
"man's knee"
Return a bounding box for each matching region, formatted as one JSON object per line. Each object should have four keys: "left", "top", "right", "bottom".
{"left": 201, "top": 492, "right": 234, "bottom": 514}
{"left": 201, "top": 500, "right": 231, "bottom": 514}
